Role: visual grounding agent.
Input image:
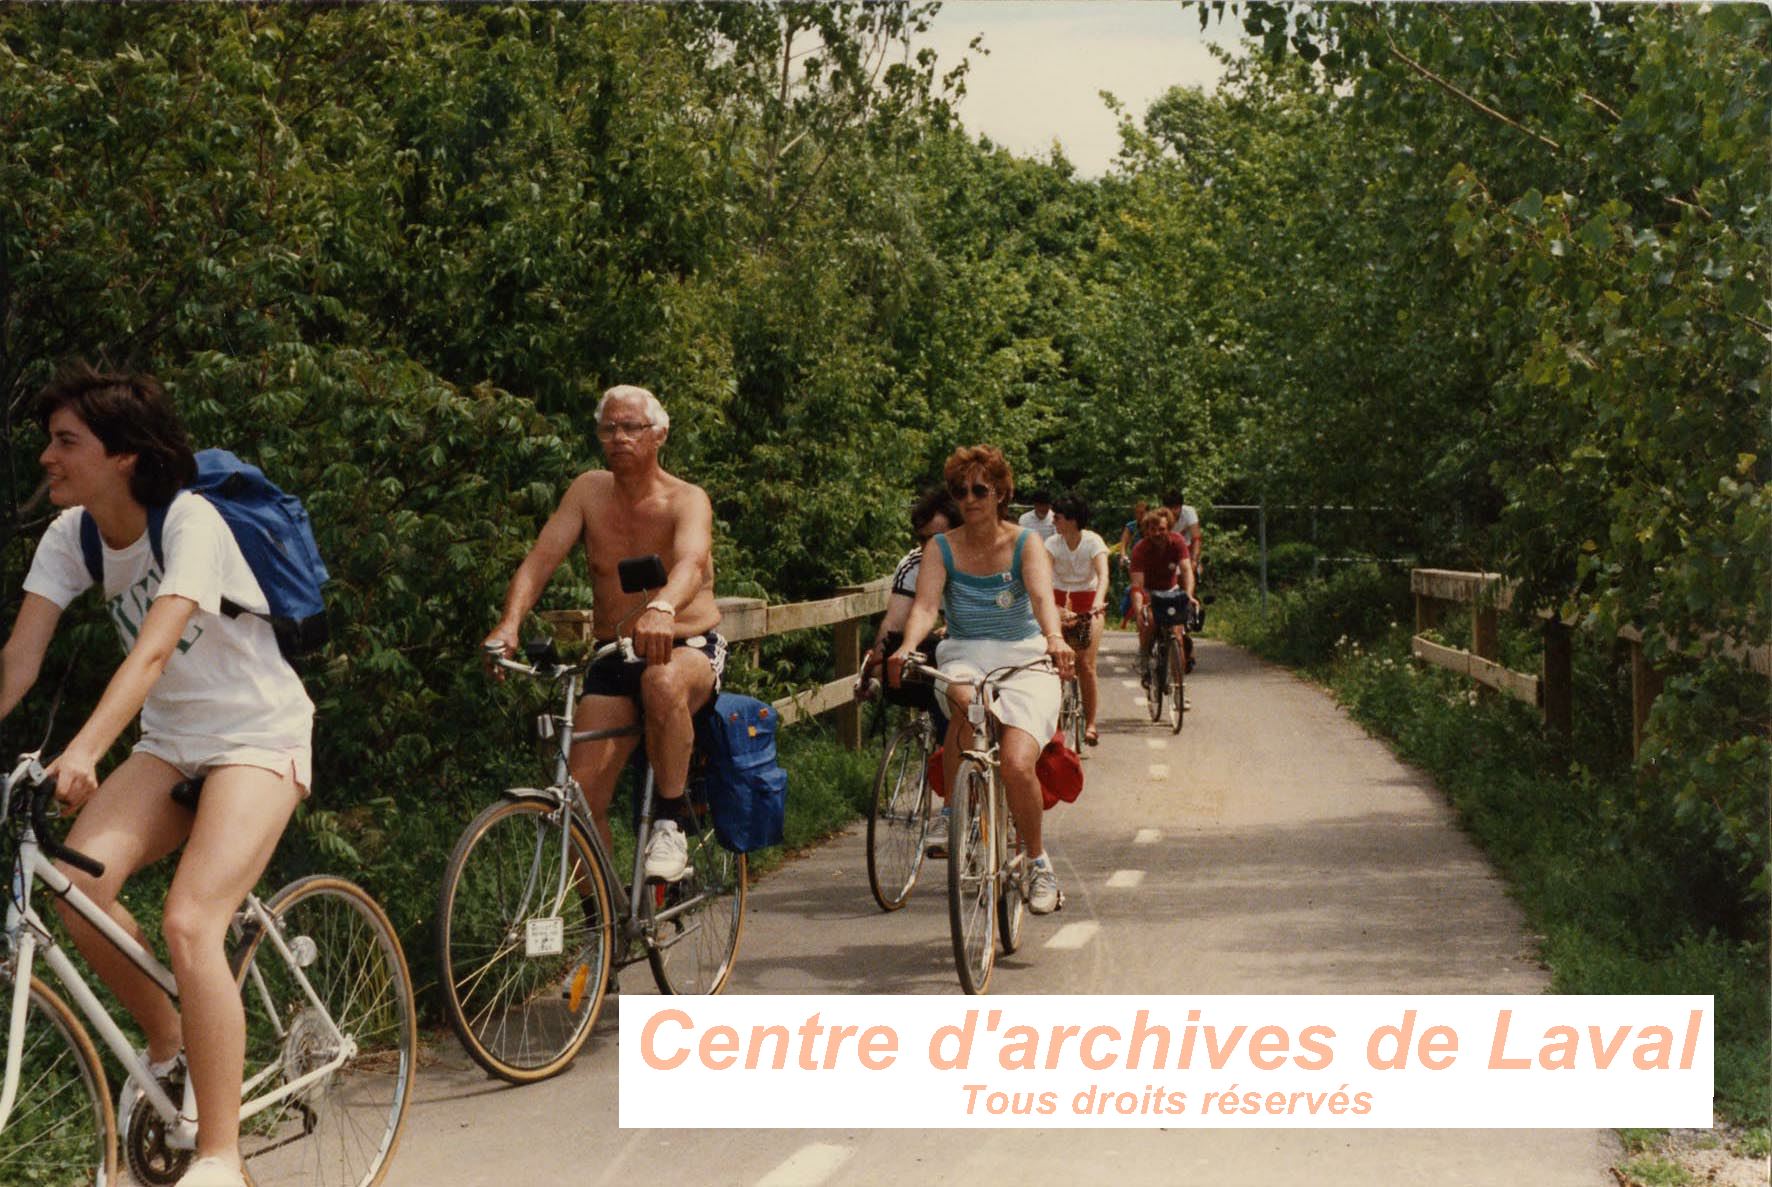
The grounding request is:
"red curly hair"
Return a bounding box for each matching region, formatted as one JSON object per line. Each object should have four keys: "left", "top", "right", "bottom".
{"left": 943, "top": 445, "right": 1015, "bottom": 521}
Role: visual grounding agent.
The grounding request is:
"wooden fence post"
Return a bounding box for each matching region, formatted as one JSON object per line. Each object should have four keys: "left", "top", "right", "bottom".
{"left": 834, "top": 584, "right": 866, "bottom": 751}
{"left": 1629, "top": 637, "right": 1663, "bottom": 759}
{"left": 1542, "top": 617, "right": 1573, "bottom": 743}
{"left": 1414, "top": 592, "right": 1440, "bottom": 635}
{"left": 1471, "top": 600, "right": 1499, "bottom": 699}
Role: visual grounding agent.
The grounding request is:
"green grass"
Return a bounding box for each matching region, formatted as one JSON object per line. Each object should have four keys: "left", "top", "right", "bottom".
{"left": 1615, "top": 1156, "right": 1693, "bottom": 1187}
{"left": 1218, "top": 572, "right": 1771, "bottom": 1128}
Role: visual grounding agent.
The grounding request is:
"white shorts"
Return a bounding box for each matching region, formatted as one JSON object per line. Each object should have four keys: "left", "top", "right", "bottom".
{"left": 135, "top": 733, "right": 313, "bottom": 796}
{"left": 935, "top": 635, "right": 1060, "bottom": 746}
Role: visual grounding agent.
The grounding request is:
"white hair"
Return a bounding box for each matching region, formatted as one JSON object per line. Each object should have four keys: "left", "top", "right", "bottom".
{"left": 596, "top": 384, "right": 669, "bottom": 431}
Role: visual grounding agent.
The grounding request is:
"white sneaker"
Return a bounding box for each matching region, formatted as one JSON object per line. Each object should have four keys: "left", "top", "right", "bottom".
{"left": 1028, "top": 855, "right": 1061, "bottom": 915}
{"left": 644, "top": 818, "right": 690, "bottom": 882}
{"left": 176, "top": 1155, "right": 246, "bottom": 1187}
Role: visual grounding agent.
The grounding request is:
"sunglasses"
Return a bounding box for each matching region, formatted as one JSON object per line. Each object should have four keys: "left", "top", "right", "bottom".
{"left": 948, "top": 482, "right": 994, "bottom": 501}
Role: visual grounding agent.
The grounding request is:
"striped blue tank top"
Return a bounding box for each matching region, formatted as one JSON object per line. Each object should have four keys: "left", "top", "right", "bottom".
{"left": 936, "top": 530, "right": 1041, "bottom": 642}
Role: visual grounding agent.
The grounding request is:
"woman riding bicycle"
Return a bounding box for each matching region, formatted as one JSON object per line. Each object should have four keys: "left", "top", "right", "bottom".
{"left": 1046, "top": 495, "right": 1110, "bottom": 746}
{"left": 886, "top": 445, "right": 1073, "bottom": 914}
{"left": 0, "top": 363, "right": 312, "bottom": 1187}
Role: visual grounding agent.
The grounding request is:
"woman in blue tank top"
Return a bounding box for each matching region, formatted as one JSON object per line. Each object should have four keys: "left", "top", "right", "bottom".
{"left": 887, "top": 445, "right": 1074, "bottom": 916}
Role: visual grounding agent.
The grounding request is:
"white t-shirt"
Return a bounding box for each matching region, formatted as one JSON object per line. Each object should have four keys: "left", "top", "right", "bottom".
{"left": 23, "top": 493, "right": 314, "bottom": 748}
{"left": 1170, "top": 504, "right": 1200, "bottom": 532}
{"left": 1045, "top": 530, "right": 1108, "bottom": 592}
{"left": 1017, "top": 509, "right": 1058, "bottom": 541}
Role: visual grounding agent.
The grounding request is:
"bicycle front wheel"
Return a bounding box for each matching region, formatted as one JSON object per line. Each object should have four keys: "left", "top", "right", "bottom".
{"left": 1061, "top": 678, "right": 1085, "bottom": 754}
{"left": 436, "top": 797, "right": 615, "bottom": 1083}
{"left": 233, "top": 876, "right": 416, "bottom": 1187}
{"left": 1168, "top": 633, "right": 1186, "bottom": 733}
{"left": 947, "top": 758, "right": 996, "bottom": 994}
{"left": 1145, "top": 640, "right": 1165, "bottom": 723}
{"left": 866, "top": 716, "right": 934, "bottom": 911}
{"left": 647, "top": 808, "right": 748, "bottom": 995}
{"left": 0, "top": 974, "right": 116, "bottom": 1187}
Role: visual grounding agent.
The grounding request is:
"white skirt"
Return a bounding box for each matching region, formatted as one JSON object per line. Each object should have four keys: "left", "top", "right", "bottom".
{"left": 935, "top": 635, "right": 1060, "bottom": 745}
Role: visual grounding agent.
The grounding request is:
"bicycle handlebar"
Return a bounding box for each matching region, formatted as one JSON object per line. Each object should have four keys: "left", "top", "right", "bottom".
{"left": 481, "top": 635, "right": 633, "bottom": 678}
{"left": 4, "top": 755, "right": 108, "bottom": 879}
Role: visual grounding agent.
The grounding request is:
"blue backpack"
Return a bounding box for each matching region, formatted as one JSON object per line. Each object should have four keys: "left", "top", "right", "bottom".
{"left": 80, "top": 449, "right": 330, "bottom": 661}
{"left": 694, "top": 693, "right": 788, "bottom": 853}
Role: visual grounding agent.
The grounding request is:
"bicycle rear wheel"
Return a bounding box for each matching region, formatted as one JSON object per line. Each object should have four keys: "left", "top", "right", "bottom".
{"left": 436, "top": 797, "right": 615, "bottom": 1082}
{"left": 1145, "top": 639, "right": 1165, "bottom": 723}
{"left": 0, "top": 974, "right": 116, "bottom": 1187}
{"left": 947, "top": 758, "right": 996, "bottom": 994}
{"left": 233, "top": 876, "right": 416, "bottom": 1187}
{"left": 647, "top": 796, "right": 748, "bottom": 994}
{"left": 995, "top": 783, "right": 1027, "bottom": 956}
{"left": 866, "top": 715, "right": 934, "bottom": 911}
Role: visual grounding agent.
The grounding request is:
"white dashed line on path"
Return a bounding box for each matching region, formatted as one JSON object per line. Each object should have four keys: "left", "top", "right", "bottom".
{"left": 1106, "top": 869, "right": 1146, "bottom": 889}
{"left": 1148, "top": 763, "right": 1170, "bottom": 780}
{"left": 1145, "top": 737, "right": 1168, "bottom": 749}
{"left": 1120, "top": 679, "right": 1141, "bottom": 689}
{"left": 755, "top": 1144, "right": 855, "bottom": 1187}
{"left": 1044, "top": 922, "right": 1101, "bottom": 950}
{"left": 1134, "top": 828, "right": 1162, "bottom": 844}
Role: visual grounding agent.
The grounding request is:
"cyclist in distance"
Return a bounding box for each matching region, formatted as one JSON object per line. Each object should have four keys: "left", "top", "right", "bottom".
{"left": 483, "top": 384, "right": 724, "bottom": 884}
{"left": 0, "top": 363, "right": 313, "bottom": 1187}
{"left": 886, "top": 445, "right": 1074, "bottom": 914}
{"left": 1115, "top": 499, "right": 1148, "bottom": 628}
{"left": 858, "top": 486, "right": 958, "bottom": 729}
{"left": 1129, "top": 509, "right": 1196, "bottom": 685}
{"left": 1045, "top": 495, "right": 1109, "bottom": 746}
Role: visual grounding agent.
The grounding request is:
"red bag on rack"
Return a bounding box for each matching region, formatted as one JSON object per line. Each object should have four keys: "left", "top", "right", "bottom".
{"left": 1037, "top": 732, "right": 1084, "bottom": 809}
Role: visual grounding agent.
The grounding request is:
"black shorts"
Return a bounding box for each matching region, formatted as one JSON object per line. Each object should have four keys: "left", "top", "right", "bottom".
{"left": 582, "top": 632, "right": 728, "bottom": 702}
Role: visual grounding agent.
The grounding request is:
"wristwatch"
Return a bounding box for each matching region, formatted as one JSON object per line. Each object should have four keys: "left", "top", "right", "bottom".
{"left": 645, "top": 598, "right": 676, "bottom": 616}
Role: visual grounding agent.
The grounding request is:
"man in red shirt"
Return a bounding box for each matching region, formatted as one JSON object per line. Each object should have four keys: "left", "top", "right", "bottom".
{"left": 1128, "top": 510, "right": 1195, "bottom": 683}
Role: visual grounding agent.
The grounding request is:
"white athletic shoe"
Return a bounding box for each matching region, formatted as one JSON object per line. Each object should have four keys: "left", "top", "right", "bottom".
{"left": 644, "top": 818, "right": 690, "bottom": 882}
{"left": 1028, "top": 855, "right": 1062, "bottom": 915}
{"left": 175, "top": 1155, "right": 246, "bottom": 1187}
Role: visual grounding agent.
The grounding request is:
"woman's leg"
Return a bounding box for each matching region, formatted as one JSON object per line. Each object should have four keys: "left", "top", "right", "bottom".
{"left": 998, "top": 726, "right": 1045, "bottom": 859}
{"left": 1080, "top": 628, "right": 1102, "bottom": 735}
{"left": 55, "top": 752, "right": 191, "bottom": 1062}
{"left": 941, "top": 683, "right": 975, "bottom": 796}
{"left": 159, "top": 765, "right": 300, "bottom": 1165}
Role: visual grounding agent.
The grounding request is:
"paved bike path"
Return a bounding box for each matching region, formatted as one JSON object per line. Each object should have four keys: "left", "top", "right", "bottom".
{"left": 382, "top": 633, "right": 1617, "bottom": 1187}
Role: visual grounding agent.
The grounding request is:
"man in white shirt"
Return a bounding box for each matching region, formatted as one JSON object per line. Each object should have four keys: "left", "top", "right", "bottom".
{"left": 1017, "top": 490, "right": 1058, "bottom": 541}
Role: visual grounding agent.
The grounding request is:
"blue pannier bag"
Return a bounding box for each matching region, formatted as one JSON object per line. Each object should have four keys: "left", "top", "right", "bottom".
{"left": 694, "top": 693, "right": 788, "bottom": 853}
{"left": 80, "top": 448, "right": 330, "bottom": 662}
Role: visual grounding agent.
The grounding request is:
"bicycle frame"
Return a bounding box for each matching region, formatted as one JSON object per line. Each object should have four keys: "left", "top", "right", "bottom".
{"left": 1, "top": 778, "right": 348, "bottom": 1148}
{"left": 490, "top": 651, "right": 712, "bottom": 961}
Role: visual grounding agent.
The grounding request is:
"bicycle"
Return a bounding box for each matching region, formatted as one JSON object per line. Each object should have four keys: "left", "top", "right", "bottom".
{"left": 437, "top": 585, "right": 746, "bottom": 1084}
{"left": 1057, "top": 612, "right": 1094, "bottom": 755}
{"left": 1140, "top": 589, "right": 1189, "bottom": 735}
{"left": 901, "top": 654, "right": 1057, "bottom": 995}
{"left": 864, "top": 694, "right": 939, "bottom": 913}
{"left": 0, "top": 752, "right": 417, "bottom": 1187}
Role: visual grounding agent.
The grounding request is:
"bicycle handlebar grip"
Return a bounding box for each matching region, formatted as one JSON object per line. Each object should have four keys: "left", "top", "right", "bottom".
{"left": 30, "top": 783, "right": 106, "bottom": 879}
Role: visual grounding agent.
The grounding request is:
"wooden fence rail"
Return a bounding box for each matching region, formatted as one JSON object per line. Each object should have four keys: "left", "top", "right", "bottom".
{"left": 1409, "top": 568, "right": 1770, "bottom": 756}
{"left": 541, "top": 574, "right": 893, "bottom": 750}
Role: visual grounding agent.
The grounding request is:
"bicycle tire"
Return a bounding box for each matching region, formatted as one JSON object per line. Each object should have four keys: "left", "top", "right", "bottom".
{"left": 995, "top": 782, "right": 1027, "bottom": 956}
{"left": 866, "top": 716, "right": 934, "bottom": 911}
{"left": 1146, "top": 638, "right": 1165, "bottom": 723}
{"left": 435, "top": 797, "right": 615, "bottom": 1083}
{"left": 646, "top": 793, "right": 748, "bottom": 995}
{"left": 232, "top": 876, "right": 416, "bottom": 1187}
{"left": 1061, "top": 678, "right": 1085, "bottom": 755}
{"left": 1169, "top": 632, "right": 1186, "bottom": 733}
{"left": 0, "top": 974, "right": 116, "bottom": 1187}
{"left": 947, "top": 758, "right": 996, "bottom": 995}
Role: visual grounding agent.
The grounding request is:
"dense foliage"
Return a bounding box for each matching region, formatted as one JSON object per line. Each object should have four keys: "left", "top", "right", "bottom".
{"left": 1, "top": 4, "right": 1762, "bottom": 1006}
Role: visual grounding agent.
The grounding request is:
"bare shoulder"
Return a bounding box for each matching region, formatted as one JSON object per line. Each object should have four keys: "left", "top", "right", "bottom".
{"left": 660, "top": 469, "right": 713, "bottom": 515}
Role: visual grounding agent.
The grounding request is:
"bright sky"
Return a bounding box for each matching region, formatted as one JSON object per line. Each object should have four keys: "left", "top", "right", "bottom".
{"left": 916, "top": 1, "right": 1243, "bottom": 178}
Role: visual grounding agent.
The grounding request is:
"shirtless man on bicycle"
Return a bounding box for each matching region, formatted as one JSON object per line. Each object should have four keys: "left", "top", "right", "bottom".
{"left": 483, "top": 384, "right": 724, "bottom": 882}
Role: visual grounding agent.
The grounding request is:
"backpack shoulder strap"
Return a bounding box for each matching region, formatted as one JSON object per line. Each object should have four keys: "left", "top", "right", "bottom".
{"left": 78, "top": 511, "right": 103, "bottom": 587}
{"left": 147, "top": 500, "right": 171, "bottom": 574}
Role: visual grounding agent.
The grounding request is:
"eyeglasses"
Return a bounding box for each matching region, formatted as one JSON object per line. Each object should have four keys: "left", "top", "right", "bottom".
{"left": 596, "top": 421, "right": 655, "bottom": 440}
{"left": 948, "top": 482, "right": 993, "bottom": 501}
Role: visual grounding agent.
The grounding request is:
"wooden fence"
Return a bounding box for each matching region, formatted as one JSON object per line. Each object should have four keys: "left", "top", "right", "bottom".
{"left": 542, "top": 574, "right": 892, "bottom": 750}
{"left": 1410, "top": 568, "right": 1771, "bottom": 756}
